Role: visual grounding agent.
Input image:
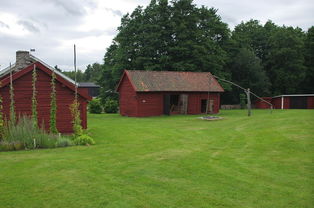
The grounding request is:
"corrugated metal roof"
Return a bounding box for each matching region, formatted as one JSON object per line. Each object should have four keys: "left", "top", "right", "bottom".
{"left": 125, "top": 70, "right": 224, "bottom": 92}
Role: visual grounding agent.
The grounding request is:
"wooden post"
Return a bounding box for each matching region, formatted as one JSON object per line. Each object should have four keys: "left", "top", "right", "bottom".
{"left": 246, "top": 88, "right": 251, "bottom": 117}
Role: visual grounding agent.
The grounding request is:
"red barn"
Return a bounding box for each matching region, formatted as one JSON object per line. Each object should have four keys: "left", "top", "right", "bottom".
{"left": 0, "top": 51, "right": 91, "bottom": 133}
{"left": 116, "top": 70, "right": 224, "bottom": 117}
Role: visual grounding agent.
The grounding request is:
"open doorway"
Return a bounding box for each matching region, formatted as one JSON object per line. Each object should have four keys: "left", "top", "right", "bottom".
{"left": 201, "top": 99, "right": 207, "bottom": 113}
{"left": 164, "top": 94, "right": 188, "bottom": 115}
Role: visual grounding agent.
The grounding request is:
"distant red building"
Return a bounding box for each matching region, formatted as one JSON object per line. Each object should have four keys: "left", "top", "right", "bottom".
{"left": 254, "top": 94, "right": 314, "bottom": 109}
{"left": 116, "top": 70, "right": 224, "bottom": 117}
{"left": 0, "top": 51, "right": 91, "bottom": 133}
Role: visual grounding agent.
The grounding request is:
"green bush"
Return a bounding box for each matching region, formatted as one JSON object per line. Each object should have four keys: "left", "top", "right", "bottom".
{"left": 103, "top": 99, "right": 118, "bottom": 113}
{"left": 55, "top": 137, "right": 73, "bottom": 147}
{"left": 0, "top": 141, "right": 14, "bottom": 151}
{"left": 89, "top": 98, "right": 102, "bottom": 114}
{"left": 3, "top": 116, "right": 57, "bottom": 149}
{"left": 240, "top": 93, "right": 246, "bottom": 109}
{"left": 1, "top": 115, "right": 94, "bottom": 151}
{"left": 13, "top": 142, "right": 24, "bottom": 150}
{"left": 73, "top": 134, "right": 95, "bottom": 146}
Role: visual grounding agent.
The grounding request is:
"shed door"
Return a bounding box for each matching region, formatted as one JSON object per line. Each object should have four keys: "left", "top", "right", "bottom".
{"left": 290, "top": 96, "right": 307, "bottom": 109}
{"left": 209, "top": 99, "right": 214, "bottom": 113}
{"left": 180, "top": 94, "right": 188, "bottom": 114}
{"left": 163, "top": 94, "right": 170, "bottom": 115}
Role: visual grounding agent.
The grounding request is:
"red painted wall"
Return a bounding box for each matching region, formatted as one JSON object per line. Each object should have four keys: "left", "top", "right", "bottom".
{"left": 0, "top": 68, "right": 87, "bottom": 133}
{"left": 254, "top": 97, "right": 272, "bottom": 109}
{"left": 118, "top": 75, "right": 138, "bottom": 117}
{"left": 136, "top": 92, "right": 164, "bottom": 117}
{"left": 187, "top": 92, "right": 220, "bottom": 114}
{"left": 272, "top": 97, "right": 289, "bottom": 109}
{"left": 118, "top": 77, "right": 222, "bottom": 117}
{"left": 308, "top": 97, "right": 314, "bottom": 109}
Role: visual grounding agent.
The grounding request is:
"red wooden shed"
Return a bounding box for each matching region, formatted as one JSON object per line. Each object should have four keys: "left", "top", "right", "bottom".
{"left": 116, "top": 70, "right": 224, "bottom": 117}
{"left": 254, "top": 94, "right": 314, "bottom": 109}
{"left": 271, "top": 94, "right": 314, "bottom": 109}
{"left": 0, "top": 51, "right": 91, "bottom": 133}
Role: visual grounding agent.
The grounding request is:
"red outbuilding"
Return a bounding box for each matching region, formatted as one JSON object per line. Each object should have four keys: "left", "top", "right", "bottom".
{"left": 254, "top": 94, "right": 314, "bottom": 109}
{"left": 0, "top": 51, "right": 91, "bottom": 133}
{"left": 116, "top": 70, "right": 224, "bottom": 117}
{"left": 271, "top": 94, "right": 314, "bottom": 109}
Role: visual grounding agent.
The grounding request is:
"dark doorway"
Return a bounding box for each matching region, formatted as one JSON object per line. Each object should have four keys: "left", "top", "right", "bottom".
{"left": 201, "top": 99, "right": 207, "bottom": 113}
{"left": 170, "top": 94, "right": 180, "bottom": 112}
{"left": 170, "top": 95, "right": 179, "bottom": 106}
{"left": 290, "top": 96, "right": 307, "bottom": 109}
{"left": 163, "top": 94, "right": 170, "bottom": 115}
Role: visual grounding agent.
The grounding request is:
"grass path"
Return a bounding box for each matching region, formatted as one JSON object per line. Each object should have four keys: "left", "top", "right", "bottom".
{"left": 0, "top": 110, "right": 313, "bottom": 208}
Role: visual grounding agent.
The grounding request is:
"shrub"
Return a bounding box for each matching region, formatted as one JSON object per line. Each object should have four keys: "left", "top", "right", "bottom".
{"left": 0, "top": 141, "right": 14, "bottom": 151}
{"left": 3, "top": 116, "right": 57, "bottom": 149}
{"left": 89, "top": 98, "right": 102, "bottom": 114}
{"left": 55, "top": 137, "right": 73, "bottom": 147}
{"left": 103, "top": 99, "right": 118, "bottom": 113}
{"left": 240, "top": 93, "right": 246, "bottom": 109}
{"left": 13, "top": 142, "right": 25, "bottom": 150}
{"left": 70, "top": 100, "right": 83, "bottom": 137}
{"left": 73, "top": 134, "right": 95, "bottom": 146}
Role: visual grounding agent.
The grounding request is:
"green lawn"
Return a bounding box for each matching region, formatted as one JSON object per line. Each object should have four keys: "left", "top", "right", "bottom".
{"left": 0, "top": 110, "right": 313, "bottom": 208}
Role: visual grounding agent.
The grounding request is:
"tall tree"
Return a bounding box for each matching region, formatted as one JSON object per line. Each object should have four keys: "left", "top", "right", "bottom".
{"left": 100, "top": 0, "right": 230, "bottom": 100}
{"left": 231, "top": 48, "right": 270, "bottom": 95}
{"left": 264, "top": 26, "right": 306, "bottom": 94}
{"left": 84, "top": 63, "right": 103, "bottom": 82}
{"left": 302, "top": 26, "right": 314, "bottom": 92}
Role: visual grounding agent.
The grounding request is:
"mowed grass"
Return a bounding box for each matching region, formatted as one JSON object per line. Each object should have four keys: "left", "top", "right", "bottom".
{"left": 0, "top": 110, "right": 313, "bottom": 208}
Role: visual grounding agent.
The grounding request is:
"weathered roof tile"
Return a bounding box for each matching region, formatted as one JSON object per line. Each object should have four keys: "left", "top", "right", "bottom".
{"left": 124, "top": 70, "right": 224, "bottom": 92}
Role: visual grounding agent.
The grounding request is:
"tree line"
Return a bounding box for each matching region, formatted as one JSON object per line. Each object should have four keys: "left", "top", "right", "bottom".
{"left": 63, "top": 0, "right": 314, "bottom": 104}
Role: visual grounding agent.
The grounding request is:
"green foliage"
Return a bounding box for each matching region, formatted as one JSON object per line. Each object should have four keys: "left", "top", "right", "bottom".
{"left": 73, "top": 134, "right": 95, "bottom": 146}
{"left": 4, "top": 116, "right": 54, "bottom": 149}
{"left": 55, "top": 137, "right": 74, "bottom": 147}
{"left": 50, "top": 71, "right": 58, "bottom": 134}
{"left": 32, "top": 65, "right": 38, "bottom": 127}
{"left": 62, "top": 70, "right": 86, "bottom": 82}
{"left": 84, "top": 63, "right": 103, "bottom": 82}
{"left": 70, "top": 100, "right": 83, "bottom": 137}
{"left": 239, "top": 93, "right": 246, "bottom": 109}
{"left": 302, "top": 26, "right": 314, "bottom": 92}
{"left": 1, "top": 115, "right": 77, "bottom": 151}
{"left": 103, "top": 99, "right": 118, "bottom": 113}
{"left": 99, "top": 0, "right": 230, "bottom": 100}
{"left": 88, "top": 98, "right": 103, "bottom": 114}
{"left": 264, "top": 26, "right": 306, "bottom": 94}
{"left": 0, "top": 141, "right": 15, "bottom": 151}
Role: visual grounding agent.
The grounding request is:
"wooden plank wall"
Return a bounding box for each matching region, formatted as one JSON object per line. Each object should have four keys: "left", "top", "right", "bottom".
{"left": 0, "top": 68, "right": 87, "bottom": 133}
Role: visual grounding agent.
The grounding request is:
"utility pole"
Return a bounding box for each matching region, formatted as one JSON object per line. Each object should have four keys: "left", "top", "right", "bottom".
{"left": 246, "top": 88, "right": 251, "bottom": 116}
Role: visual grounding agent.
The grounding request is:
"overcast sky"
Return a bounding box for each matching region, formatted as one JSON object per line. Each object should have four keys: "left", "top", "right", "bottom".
{"left": 0, "top": 0, "right": 313, "bottom": 71}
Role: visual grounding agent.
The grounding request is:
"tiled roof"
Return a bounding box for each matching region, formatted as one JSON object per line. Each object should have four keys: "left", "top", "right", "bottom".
{"left": 124, "top": 70, "right": 224, "bottom": 92}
